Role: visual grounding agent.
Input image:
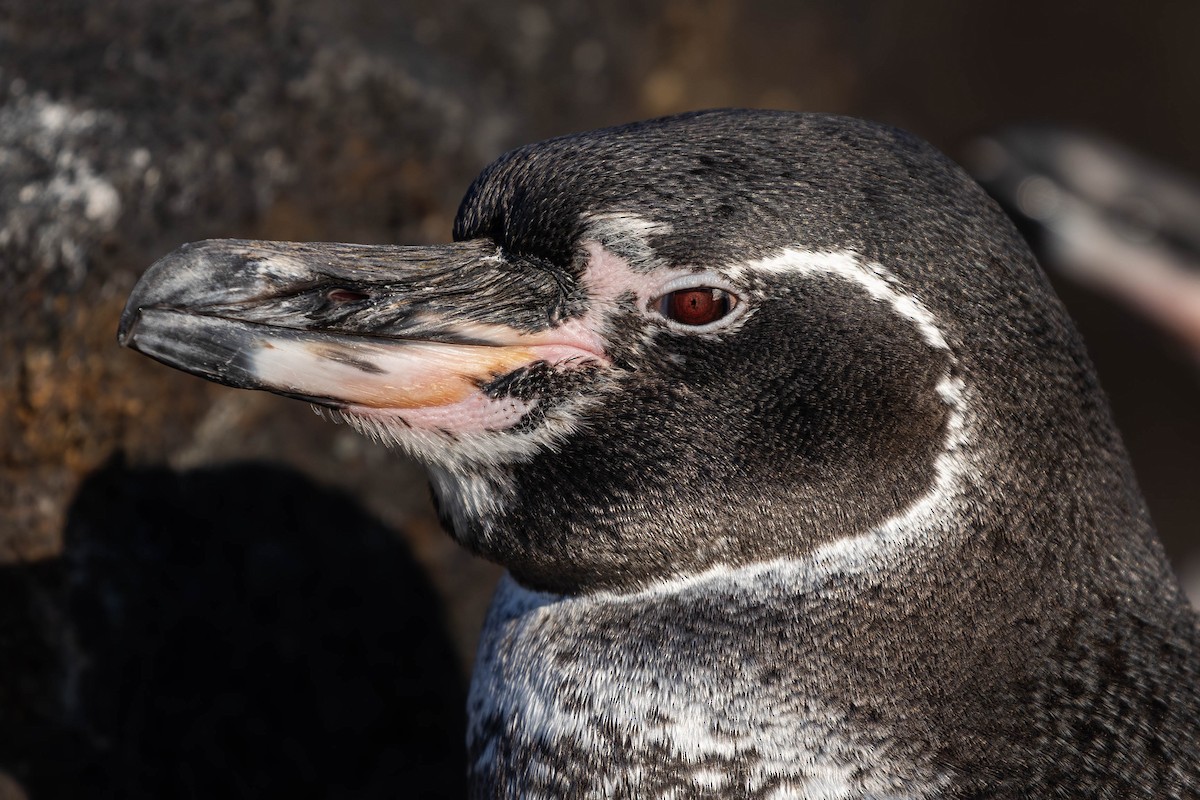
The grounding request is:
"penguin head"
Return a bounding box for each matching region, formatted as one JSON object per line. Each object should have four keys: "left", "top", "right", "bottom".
{"left": 120, "top": 110, "right": 1104, "bottom": 594}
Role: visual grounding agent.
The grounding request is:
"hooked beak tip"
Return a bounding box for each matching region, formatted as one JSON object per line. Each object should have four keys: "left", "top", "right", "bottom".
{"left": 117, "top": 306, "right": 140, "bottom": 348}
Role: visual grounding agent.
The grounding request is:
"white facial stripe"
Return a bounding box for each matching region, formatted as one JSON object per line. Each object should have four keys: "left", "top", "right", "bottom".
{"left": 730, "top": 248, "right": 952, "bottom": 351}
{"left": 580, "top": 211, "right": 673, "bottom": 265}
{"left": 580, "top": 219, "right": 953, "bottom": 351}
{"left": 541, "top": 246, "right": 973, "bottom": 603}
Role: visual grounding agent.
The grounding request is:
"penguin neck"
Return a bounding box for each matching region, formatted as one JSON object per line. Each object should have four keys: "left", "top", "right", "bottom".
{"left": 467, "top": 537, "right": 956, "bottom": 796}
{"left": 467, "top": 385, "right": 990, "bottom": 797}
{"left": 493, "top": 508, "right": 954, "bottom": 618}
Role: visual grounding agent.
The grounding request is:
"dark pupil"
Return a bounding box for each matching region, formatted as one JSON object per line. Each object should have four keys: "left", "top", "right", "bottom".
{"left": 668, "top": 288, "right": 726, "bottom": 325}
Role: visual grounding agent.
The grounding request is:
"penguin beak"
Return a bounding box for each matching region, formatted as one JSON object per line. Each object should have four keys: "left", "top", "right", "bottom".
{"left": 118, "top": 239, "right": 605, "bottom": 412}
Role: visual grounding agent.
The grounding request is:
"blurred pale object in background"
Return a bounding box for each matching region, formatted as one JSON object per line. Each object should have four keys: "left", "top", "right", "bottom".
{"left": 970, "top": 127, "right": 1200, "bottom": 361}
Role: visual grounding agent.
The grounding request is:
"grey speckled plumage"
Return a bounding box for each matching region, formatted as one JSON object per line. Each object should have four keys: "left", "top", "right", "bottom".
{"left": 120, "top": 110, "right": 1200, "bottom": 798}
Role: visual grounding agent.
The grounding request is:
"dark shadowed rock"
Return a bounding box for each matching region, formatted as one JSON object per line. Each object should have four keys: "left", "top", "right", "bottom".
{"left": 4, "top": 459, "right": 466, "bottom": 799}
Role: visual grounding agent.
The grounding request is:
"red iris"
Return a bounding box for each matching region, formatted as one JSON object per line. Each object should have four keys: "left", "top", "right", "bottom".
{"left": 658, "top": 288, "right": 736, "bottom": 326}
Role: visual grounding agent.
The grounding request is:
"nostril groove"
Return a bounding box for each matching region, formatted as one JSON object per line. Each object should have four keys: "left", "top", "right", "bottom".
{"left": 327, "top": 288, "right": 370, "bottom": 303}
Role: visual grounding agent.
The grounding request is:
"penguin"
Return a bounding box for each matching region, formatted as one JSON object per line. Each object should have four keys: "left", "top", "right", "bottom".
{"left": 119, "top": 109, "right": 1200, "bottom": 799}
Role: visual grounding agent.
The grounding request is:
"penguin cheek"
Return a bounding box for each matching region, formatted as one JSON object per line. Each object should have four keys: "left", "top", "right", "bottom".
{"left": 477, "top": 360, "right": 606, "bottom": 428}
{"left": 661, "top": 293, "right": 954, "bottom": 540}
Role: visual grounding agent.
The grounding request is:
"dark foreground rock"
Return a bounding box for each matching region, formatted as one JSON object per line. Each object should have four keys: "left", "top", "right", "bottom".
{"left": 4, "top": 461, "right": 467, "bottom": 798}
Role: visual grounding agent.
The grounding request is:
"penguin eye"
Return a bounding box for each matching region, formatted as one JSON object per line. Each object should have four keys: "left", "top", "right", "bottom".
{"left": 655, "top": 287, "right": 738, "bottom": 326}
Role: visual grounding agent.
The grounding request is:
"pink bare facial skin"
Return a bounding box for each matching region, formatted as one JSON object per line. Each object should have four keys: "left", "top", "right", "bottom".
{"left": 321, "top": 224, "right": 733, "bottom": 440}
{"left": 334, "top": 238, "right": 668, "bottom": 435}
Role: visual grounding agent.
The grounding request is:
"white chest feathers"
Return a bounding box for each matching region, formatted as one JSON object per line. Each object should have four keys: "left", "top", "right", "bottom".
{"left": 466, "top": 573, "right": 944, "bottom": 799}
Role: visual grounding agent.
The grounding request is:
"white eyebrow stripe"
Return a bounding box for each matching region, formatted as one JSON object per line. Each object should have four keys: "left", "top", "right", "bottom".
{"left": 729, "top": 248, "right": 952, "bottom": 352}
{"left": 580, "top": 211, "right": 674, "bottom": 265}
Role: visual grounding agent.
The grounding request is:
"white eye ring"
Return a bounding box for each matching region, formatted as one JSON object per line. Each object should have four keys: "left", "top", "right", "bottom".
{"left": 647, "top": 273, "right": 748, "bottom": 333}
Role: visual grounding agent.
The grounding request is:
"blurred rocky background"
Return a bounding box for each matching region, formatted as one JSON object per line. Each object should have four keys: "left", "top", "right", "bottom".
{"left": 2, "top": 1, "right": 1199, "bottom": 797}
